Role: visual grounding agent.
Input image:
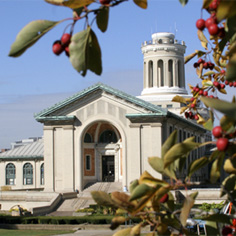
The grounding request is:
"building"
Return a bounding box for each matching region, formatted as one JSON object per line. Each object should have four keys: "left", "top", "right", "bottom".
{"left": 0, "top": 32, "right": 211, "bottom": 196}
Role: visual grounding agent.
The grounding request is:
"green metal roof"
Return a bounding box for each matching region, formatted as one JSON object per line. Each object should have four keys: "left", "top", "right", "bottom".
{"left": 34, "top": 83, "right": 167, "bottom": 121}
{"left": 0, "top": 139, "right": 44, "bottom": 160}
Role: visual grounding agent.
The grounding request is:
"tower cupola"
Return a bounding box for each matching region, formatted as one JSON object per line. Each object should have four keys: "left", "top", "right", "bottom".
{"left": 139, "top": 32, "right": 190, "bottom": 107}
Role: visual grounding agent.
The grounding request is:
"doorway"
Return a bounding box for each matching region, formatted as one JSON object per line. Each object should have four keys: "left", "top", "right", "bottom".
{"left": 102, "top": 156, "right": 115, "bottom": 182}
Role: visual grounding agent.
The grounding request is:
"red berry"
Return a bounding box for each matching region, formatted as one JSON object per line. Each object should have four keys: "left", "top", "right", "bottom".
{"left": 221, "top": 69, "right": 226, "bottom": 74}
{"left": 212, "top": 126, "right": 223, "bottom": 138}
{"left": 205, "top": 17, "right": 217, "bottom": 28}
{"left": 99, "top": 0, "right": 111, "bottom": 4}
{"left": 234, "top": 81, "right": 236, "bottom": 87}
{"left": 220, "top": 83, "right": 225, "bottom": 89}
{"left": 217, "top": 138, "right": 229, "bottom": 151}
{"left": 213, "top": 81, "right": 220, "bottom": 88}
{"left": 203, "top": 91, "right": 208, "bottom": 96}
{"left": 194, "top": 114, "right": 199, "bottom": 120}
{"left": 208, "top": 24, "right": 219, "bottom": 35}
{"left": 61, "top": 33, "right": 71, "bottom": 46}
{"left": 52, "top": 41, "right": 64, "bottom": 56}
{"left": 209, "top": 0, "right": 219, "bottom": 10}
{"left": 160, "top": 193, "right": 169, "bottom": 203}
{"left": 193, "top": 62, "right": 199, "bottom": 68}
{"left": 191, "top": 103, "right": 196, "bottom": 108}
{"left": 222, "top": 226, "right": 232, "bottom": 236}
{"left": 225, "top": 80, "right": 229, "bottom": 85}
{"left": 229, "top": 82, "right": 233, "bottom": 87}
{"left": 185, "top": 112, "right": 189, "bottom": 118}
{"left": 196, "top": 19, "right": 205, "bottom": 31}
{"left": 203, "top": 62, "right": 209, "bottom": 69}
{"left": 190, "top": 97, "right": 195, "bottom": 102}
{"left": 198, "top": 58, "right": 204, "bottom": 64}
{"left": 199, "top": 90, "right": 203, "bottom": 95}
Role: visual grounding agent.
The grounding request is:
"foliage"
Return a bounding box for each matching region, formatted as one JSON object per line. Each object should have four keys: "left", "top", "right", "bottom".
{"left": 198, "top": 201, "right": 225, "bottom": 212}
{"left": 8, "top": 0, "right": 147, "bottom": 76}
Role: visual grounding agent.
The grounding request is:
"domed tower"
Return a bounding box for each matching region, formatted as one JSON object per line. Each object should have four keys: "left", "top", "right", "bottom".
{"left": 138, "top": 32, "right": 190, "bottom": 110}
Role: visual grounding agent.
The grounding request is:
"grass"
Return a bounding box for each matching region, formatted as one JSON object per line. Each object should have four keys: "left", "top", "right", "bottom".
{"left": 0, "top": 229, "right": 75, "bottom": 236}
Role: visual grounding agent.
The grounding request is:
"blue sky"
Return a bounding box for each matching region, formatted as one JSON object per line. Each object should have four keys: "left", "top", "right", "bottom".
{"left": 0, "top": 0, "right": 224, "bottom": 149}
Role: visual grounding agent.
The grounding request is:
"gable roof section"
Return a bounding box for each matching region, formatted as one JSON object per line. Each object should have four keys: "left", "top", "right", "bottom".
{"left": 0, "top": 139, "right": 43, "bottom": 161}
{"left": 34, "top": 83, "right": 168, "bottom": 121}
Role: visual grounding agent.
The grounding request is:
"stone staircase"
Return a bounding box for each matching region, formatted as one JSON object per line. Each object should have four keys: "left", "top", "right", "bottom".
{"left": 48, "top": 182, "right": 122, "bottom": 216}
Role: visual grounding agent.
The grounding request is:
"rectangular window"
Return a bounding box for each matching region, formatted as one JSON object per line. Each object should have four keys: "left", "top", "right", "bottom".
{"left": 167, "top": 104, "right": 173, "bottom": 108}
{"left": 86, "top": 155, "right": 91, "bottom": 170}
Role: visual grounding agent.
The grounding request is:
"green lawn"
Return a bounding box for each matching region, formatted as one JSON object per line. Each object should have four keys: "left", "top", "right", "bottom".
{"left": 0, "top": 229, "right": 75, "bottom": 236}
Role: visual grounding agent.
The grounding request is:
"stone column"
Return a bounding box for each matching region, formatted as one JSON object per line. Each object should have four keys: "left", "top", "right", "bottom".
{"left": 43, "top": 126, "right": 55, "bottom": 192}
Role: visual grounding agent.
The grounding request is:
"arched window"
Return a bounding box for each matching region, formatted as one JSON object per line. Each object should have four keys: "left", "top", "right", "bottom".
{"left": 99, "top": 130, "right": 118, "bottom": 143}
{"left": 168, "top": 60, "right": 173, "bottom": 87}
{"left": 178, "top": 60, "right": 182, "bottom": 87}
{"left": 40, "top": 163, "right": 44, "bottom": 185}
{"left": 148, "top": 60, "right": 153, "bottom": 87}
{"left": 6, "top": 163, "right": 16, "bottom": 185}
{"left": 23, "top": 163, "right": 33, "bottom": 185}
{"left": 84, "top": 133, "right": 93, "bottom": 143}
{"left": 158, "top": 60, "right": 164, "bottom": 86}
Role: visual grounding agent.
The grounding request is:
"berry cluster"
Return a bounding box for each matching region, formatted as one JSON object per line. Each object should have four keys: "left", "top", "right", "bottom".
{"left": 193, "top": 58, "right": 215, "bottom": 70}
{"left": 196, "top": 0, "right": 225, "bottom": 37}
{"left": 52, "top": 33, "right": 71, "bottom": 57}
{"left": 212, "top": 126, "right": 233, "bottom": 151}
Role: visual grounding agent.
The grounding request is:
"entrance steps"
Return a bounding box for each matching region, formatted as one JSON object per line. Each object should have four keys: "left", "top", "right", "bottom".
{"left": 48, "top": 182, "right": 123, "bottom": 216}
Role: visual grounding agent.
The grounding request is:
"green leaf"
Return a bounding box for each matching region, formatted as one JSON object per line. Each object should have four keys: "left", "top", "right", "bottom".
{"left": 197, "top": 30, "right": 208, "bottom": 50}
{"left": 162, "top": 130, "right": 178, "bottom": 158}
{"left": 69, "top": 27, "right": 102, "bottom": 76}
{"left": 172, "top": 95, "right": 187, "bottom": 104}
{"left": 203, "top": 0, "right": 214, "bottom": 9}
{"left": 180, "top": 193, "right": 197, "bottom": 226}
{"left": 201, "top": 96, "right": 236, "bottom": 119}
{"left": 110, "top": 216, "right": 127, "bottom": 230}
{"left": 91, "top": 191, "right": 117, "bottom": 207}
{"left": 221, "top": 174, "right": 236, "bottom": 197}
{"left": 187, "top": 156, "right": 209, "bottom": 179}
{"left": 179, "top": 0, "right": 188, "bottom": 6}
{"left": 133, "top": 0, "right": 147, "bottom": 9}
{"left": 226, "top": 60, "right": 236, "bottom": 82}
{"left": 219, "top": 16, "right": 236, "bottom": 52}
{"left": 202, "top": 213, "right": 232, "bottom": 225}
{"left": 148, "top": 157, "right": 177, "bottom": 180}
{"left": 129, "top": 183, "right": 154, "bottom": 202}
{"left": 96, "top": 6, "right": 109, "bottom": 33}
{"left": 210, "top": 153, "right": 225, "bottom": 183}
{"left": 163, "top": 139, "right": 200, "bottom": 168}
{"left": 224, "top": 158, "right": 236, "bottom": 174}
{"left": 148, "top": 156, "right": 164, "bottom": 174}
{"left": 129, "top": 179, "right": 139, "bottom": 194}
{"left": 113, "top": 228, "right": 132, "bottom": 236}
{"left": 45, "top": 0, "right": 94, "bottom": 9}
{"left": 203, "top": 110, "right": 214, "bottom": 131}
{"left": 184, "top": 52, "right": 197, "bottom": 64}
{"left": 220, "top": 115, "right": 235, "bottom": 133}
{"left": 139, "top": 171, "right": 169, "bottom": 187}
{"left": 9, "top": 20, "right": 60, "bottom": 57}
{"left": 216, "top": 0, "right": 236, "bottom": 22}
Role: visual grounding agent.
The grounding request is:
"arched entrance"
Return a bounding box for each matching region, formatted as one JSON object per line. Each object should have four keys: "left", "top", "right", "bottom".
{"left": 82, "top": 121, "right": 123, "bottom": 189}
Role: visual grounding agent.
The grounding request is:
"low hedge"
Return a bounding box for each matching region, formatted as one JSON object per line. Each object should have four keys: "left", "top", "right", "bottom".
{"left": 0, "top": 215, "right": 141, "bottom": 225}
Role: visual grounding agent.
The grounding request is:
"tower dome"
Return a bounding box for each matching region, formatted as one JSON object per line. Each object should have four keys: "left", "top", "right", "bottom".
{"left": 138, "top": 32, "right": 190, "bottom": 108}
